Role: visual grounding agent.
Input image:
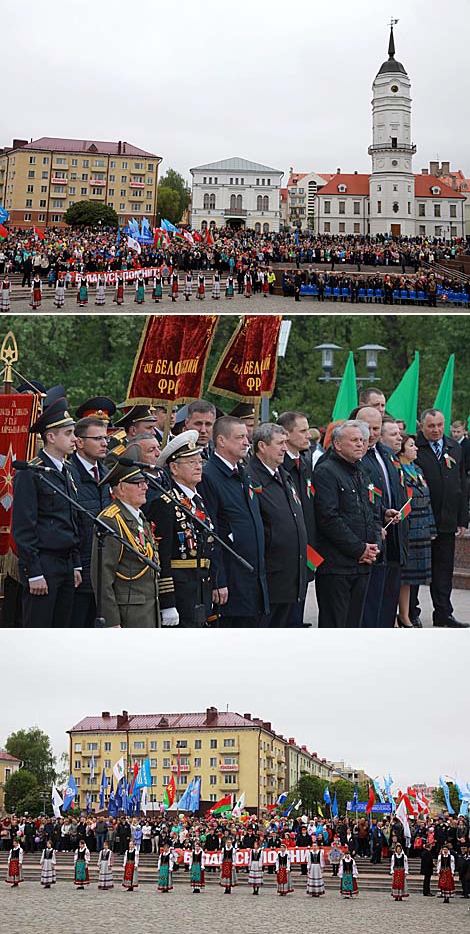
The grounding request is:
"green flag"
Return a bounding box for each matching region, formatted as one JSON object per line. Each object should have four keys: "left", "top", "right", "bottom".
{"left": 332, "top": 351, "right": 358, "bottom": 420}
{"left": 433, "top": 354, "right": 455, "bottom": 433}
{"left": 386, "top": 352, "right": 420, "bottom": 432}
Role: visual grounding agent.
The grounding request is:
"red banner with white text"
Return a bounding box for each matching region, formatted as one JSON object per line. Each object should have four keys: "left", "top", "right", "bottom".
{"left": 208, "top": 315, "right": 282, "bottom": 401}
{"left": 0, "top": 394, "right": 38, "bottom": 571}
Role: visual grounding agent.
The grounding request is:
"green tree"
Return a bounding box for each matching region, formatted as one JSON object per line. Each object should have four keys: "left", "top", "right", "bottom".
{"left": 431, "top": 783, "right": 460, "bottom": 815}
{"left": 159, "top": 168, "right": 190, "bottom": 219}
{"left": 4, "top": 769, "right": 43, "bottom": 816}
{"left": 64, "top": 200, "right": 118, "bottom": 228}
{"left": 156, "top": 187, "right": 182, "bottom": 225}
{"left": 6, "top": 727, "right": 56, "bottom": 786}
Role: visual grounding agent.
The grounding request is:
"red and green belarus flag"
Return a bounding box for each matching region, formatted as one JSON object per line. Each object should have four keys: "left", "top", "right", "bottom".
{"left": 306, "top": 544, "right": 324, "bottom": 572}
{"left": 207, "top": 793, "right": 233, "bottom": 816}
{"left": 0, "top": 224, "right": 8, "bottom": 241}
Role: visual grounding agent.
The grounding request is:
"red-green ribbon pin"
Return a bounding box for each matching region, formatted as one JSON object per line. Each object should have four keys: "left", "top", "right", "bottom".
{"left": 368, "top": 483, "right": 382, "bottom": 504}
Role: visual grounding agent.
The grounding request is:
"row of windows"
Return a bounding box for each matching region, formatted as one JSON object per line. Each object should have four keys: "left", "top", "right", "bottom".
{"left": 74, "top": 738, "right": 237, "bottom": 753}
{"left": 28, "top": 155, "right": 154, "bottom": 170}
{"left": 201, "top": 176, "right": 273, "bottom": 186}
{"left": 324, "top": 201, "right": 362, "bottom": 215}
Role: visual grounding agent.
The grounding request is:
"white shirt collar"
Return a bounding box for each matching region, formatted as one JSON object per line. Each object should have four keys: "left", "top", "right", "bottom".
{"left": 44, "top": 451, "right": 64, "bottom": 471}
{"left": 118, "top": 501, "right": 142, "bottom": 523}
{"left": 214, "top": 452, "right": 238, "bottom": 471}
{"left": 76, "top": 453, "right": 97, "bottom": 475}
{"left": 176, "top": 483, "right": 195, "bottom": 500}
{"left": 256, "top": 457, "right": 276, "bottom": 476}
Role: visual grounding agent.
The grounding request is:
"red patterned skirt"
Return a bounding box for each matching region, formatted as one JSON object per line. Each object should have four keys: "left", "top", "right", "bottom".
{"left": 438, "top": 868, "right": 455, "bottom": 894}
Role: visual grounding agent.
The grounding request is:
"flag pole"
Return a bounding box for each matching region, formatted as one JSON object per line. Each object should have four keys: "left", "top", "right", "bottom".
{"left": 162, "top": 402, "right": 173, "bottom": 447}
{"left": 253, "top": 399, "right": 260, "bottom": 429}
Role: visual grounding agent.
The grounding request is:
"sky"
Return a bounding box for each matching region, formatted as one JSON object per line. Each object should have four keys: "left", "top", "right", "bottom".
{"left": 0, "top": 628, "right": 468, "bottom": 790}
{"left": 1, "top": 0, "right": 469, "bottom": 186}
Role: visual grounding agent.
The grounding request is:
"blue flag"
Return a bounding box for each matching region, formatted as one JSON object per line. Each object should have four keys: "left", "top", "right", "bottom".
{"left": 108, "top": 776, "right": 118, "bottom": 817}
{"left": 373, "top": 779, "right": 385, "bottom": 804}
{"left": 0, "top": 206, "right": 9, "bottom": 224}
{"left": 116, "top": 227, "right": 121, "bottom": 245}
{"left": 135, "top": 758, "right": 152, "bottom": 789}
{"left": 99, "top": 769, "right": 108, "bottom": 810}
{"left": 62, "top": 775, "right": 78, "bottom": 812}
{"left": 276, "top": 793, "right": 287, "bottom": 806}
{"left": 86, "top": 791, "right": 91, "bottom": 814}
{"left": 439, "top": 776, "right": 455, "bottom": 815}
{"left": 115, "top": 778, "right": 123, "bottom": 813}
{"left": 121, "top": 776, "right": 129, "bottom": 815}
{"left": 323, "top": 785, "right": 332, "bottom": 806}
{"left": 283, "top": 804, "right": 294, "bottom": 818}
{"left": 176, "top": 779, "right": 195, "bottom": 811}
{"left": 332, "top": 792, "right": 339, "bottom": 819}
{"left": 188, "top": 777, "right": 201, "bottom": 812}
{"left": 351, "top": 786, "right": 359, "bottom": 809}
{"left": 161, "top": 218, "right": 178, "bottom": 233}
{"left": 295, "top": 228, "right": 299, "bottom": 246}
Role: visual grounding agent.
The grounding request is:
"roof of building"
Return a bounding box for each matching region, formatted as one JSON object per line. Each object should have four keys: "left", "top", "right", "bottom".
{"left": 317, "top": 173, "right": 370, "bottom": 196}
{"left": 287, "top": 172, "right": 334, "bottom": 188}
{"left": 280, "top": 187, "right": 288, "bottom": 202}
{"left": 415, "top": 175, "right": 466, "bottom": 199}
{"left": 0, "top": 750, "right": 21, "bottom": 762}
{"left": 317, "top": 172, "right": 465, "bottom": 199}
{"left": 15, "top": 137, "right": 161, "bottom": 158}
{"left": 69, "top": 708, "right": 278, "bottom": 734}
{"left": 190, "top": 157, "right": 283, "bottom": 174}
{"left": 376, "top": 26, "right": 407, "bottom": 77}
{"left": 439, "top": 171, "right": 470, "bottom": 193}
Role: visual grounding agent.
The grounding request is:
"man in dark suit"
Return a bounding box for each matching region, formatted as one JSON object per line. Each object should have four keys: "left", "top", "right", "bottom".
{"left": 248, "top": 423, "right": 307, "bottom": 627}
{"left": 414, "top": 408, "right": 468, "bottom": 627}
{"left": 12, "top": 396, "right": 82, "bottom": 627}
{"left": 198, "top": 415, "right": 268, "bottom": 627}
{"left": 277, "top": 410, "right": 316, "bottom": 626}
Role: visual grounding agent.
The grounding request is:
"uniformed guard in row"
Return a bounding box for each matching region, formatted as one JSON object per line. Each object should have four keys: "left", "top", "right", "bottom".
{"left": 107, "top": 405, "right": 159, "bottom": 453}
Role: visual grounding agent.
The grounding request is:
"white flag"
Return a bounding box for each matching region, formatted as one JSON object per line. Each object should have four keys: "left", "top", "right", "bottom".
{"left": 90, "top": 754, "right": 95, "bottom": 781}
{"left": 113, "top": 757, "right": 125, "bottom": 784}
{"left": 141, "top": 786, "right": 148, "bottom": 814}
{"left": 294, "top": 798, "right": 302, "bottom": 811}
{"left": 232, "top": 791, "right": 245, "bottom": 817}
{"left": 127, "top": 236, "right": 141, "bottom": 254}
{"left": 51, "top": 784, "right": 63, "bottom": 818}
{"left": 396, "top": 798, "right": 411, "bottom": 840}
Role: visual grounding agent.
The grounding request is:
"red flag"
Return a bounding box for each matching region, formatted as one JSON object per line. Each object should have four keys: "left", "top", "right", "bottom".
{"left": 208, "top": 315, "right": 282, "bottom": 402}
{"left": 0, "top": 224, "right": 8, "bottom": 240}
{"left": 2, "top": 394, "right": 39, "bottom": 572}
{"left": 365, "top": 785, "right": 375, "bottom": 813}
{"left": 205, "top": 229, "right": 214, "bottom": 246}
{"left": 34, "top": 226, "right": 45, "bottom": 241}
{"left": 193, "top": 231, "right": 202, "bottom": 242}
{"left": 129, "top": 761, "right": 139, "bottom": 795}
{"left": 167, "top": 775, "right": 176, "bottom": 806}
{"left": 306, "top": 544, "right": 324, "bottom": 572}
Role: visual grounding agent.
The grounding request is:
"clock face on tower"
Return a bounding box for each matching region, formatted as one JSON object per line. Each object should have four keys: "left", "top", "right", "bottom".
{"left": 391, "top": 85, "right": 399, "bottom": 93}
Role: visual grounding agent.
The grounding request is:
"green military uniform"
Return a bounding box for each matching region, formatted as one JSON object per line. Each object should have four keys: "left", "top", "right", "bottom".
{"left": 91, "top": 499, "right": 159, "bottom": 628}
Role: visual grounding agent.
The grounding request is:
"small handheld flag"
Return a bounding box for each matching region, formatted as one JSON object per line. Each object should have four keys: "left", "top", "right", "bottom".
{"left": 306, "top": 544, "right": 324, "bottom": 571}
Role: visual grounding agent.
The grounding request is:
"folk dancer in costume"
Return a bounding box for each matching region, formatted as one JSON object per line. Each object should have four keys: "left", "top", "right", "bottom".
{"left": 212, "top": 272, "right": 221, "bottom": 299}
{"left": 189, "top": 843, "right": 205, "bottom": 893}
{"left": 262, "top": 272, "right": 270, "bottom": 297}
{"left": 197, "top": 273, "right": 205, "bottom": 300}
{"left": 306, "top": 842, "right": 325, "bottom": 897}
{"left": 157, "top": 843, "right": 174, "bottom": 892}
{"left": 184, "top": 272, "right": 193, "bottom": 301}
{"left": 97, "top": 840, "right": 114, "bottom": 889}
{"left": 74, "top": 840, "right": 90, "bottom": 889}
{"left": 225, "top": 274, "right": 234, "bottom": 299}
{"left": 54, "top": 274, "right": 65, "bottom": 308}
{"left": 113, "top": 274, "right": 125, "bottom": 306}
{"left": 390, "top": 843, "right": 409, "bottom": 900}
{"left": 122, "top": 840, "right": 139, "bottom": 891}
{"left": 339, "top": 853, "right": 359, "bottom": 898}
{"left": 95, "top": 275, "right": 106, "bottom": 306}
{"left": 170, "top": 272, "right": 179, "bottom": 302}
{"left": 135, "top": 275, "right": 145, "bottom": 304}
{"left": 6, "top": 840, "right": 24, "bottom": 886}
{"left": 248, "top": 840, "right": 264, "bottom": 895}
{"left": 275, "top": 843, "right": 293, "bottom": 896}
{"left": 40, "top": 840, "right": 57, "bottom": 888}
{"left": 30, "top": 275, "right": 42, "bottom": 309}
{"left": 77, "top": 275, "right": 88, "bottom": 307}
{"left": 437, "top": 845, "right": 455, "bottom": 903}
{"left": 0, "top": 275, "right": 11, "bottom": 311}
{"left": 220, "top": 839, "right": 237, "bottom": 893}
{"left": 328, "top": 839, "right": 342, "bottom": 876}
{"left": 153, "top": 272, "right": 163, "bottom": 303}
{"left": 244, "top": 271, "right": 252, "bottom": 298}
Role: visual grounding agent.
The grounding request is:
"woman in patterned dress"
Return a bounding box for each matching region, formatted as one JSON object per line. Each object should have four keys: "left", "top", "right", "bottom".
{"left": 390, "top": 843, "right": 409, "bottom": 900}
{"left": 153, "top": 272, "right": 163, "bottom": 303}
{"left": 54, "top": 275, "right": 65, "bottom": 308}
{"left": 113, "top": 275, "right": 125, "bottom": 306}
{"left": 219, "top": 838, "right": 237, "bottom": 893}
{"left": 74, "top": 840, "right": 90, "bottom": 889}
{"left": 157, "top": 843, "right": 174, "bottom": 892}
{"left": 212, "top": 272, "right": 221, "bottom": 299}
{"left": 135, "top": 275, "right": 145, "bottom": 304}
{"left": 170, "top": 272, "right": 179, "bottom": 303}
{"left": 398, "top": 434, "right": 436, "bottom": 627}
{"left": 95, "top": 275, "right": 106, "bottom": 306}
{"left": 248, "top": 839, "right": 264, "bottom": 895}
{"left": 77, "top": 276, "right": 88, "bottom": 307}
{"left": 339, "top": 852, "right": 359, "bottom": 898}
{"left": 184, "top": 272, "right": 193, "bottom": 301}
{"left": 122, "top": 840, "right": 139, "bottom": 891}
{"left": 275, "top": 843, "right": 293, "bottom": 896}
{"left": 225, "top": 275, "right": 234, "bottom": 299}
{"left": 40, "top": 839, "right": 56, "bottom": 888}
{"left": 97, "top": 840, "right": 114, "bottom": 890}
{"left": 6, "top": 839, "right": 24, "bottom": 886}
{"left": 30, "top": 275, "right": 42, "bottom": 308}
{"left": 437, "top": 845, "right": 455, "bottom": 902}
{"left": 1, "top": 276, "right": 11, "bottom": 311}
{"left": 306, "top": 842, "right": 325, "bottom": 896}
{"left": 197, "top": 274, "right": 205, "bottom": 300}
{"left": 189, "top": 842, "right": 205, "bottom": 892}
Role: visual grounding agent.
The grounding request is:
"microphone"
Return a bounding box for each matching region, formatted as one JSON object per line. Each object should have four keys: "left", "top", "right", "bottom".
{"left": 13, "top": 460, "right": 54, "bottom": 472}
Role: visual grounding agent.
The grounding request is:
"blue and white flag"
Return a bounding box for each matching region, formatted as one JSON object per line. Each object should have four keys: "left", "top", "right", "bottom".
{"left": 86, "top": 791, "right": 91, "bottom": 814}
{"left": 276, "top": 792, "right": 287, "bottom": 806}
{"left": 176, "top": 779, "right": 195, "bottom": 811}
{"left": 332, "top": 792, "right": 339, "bottom": 819}
{"left": 108, "top": 776, "right": 118, "bottom": 817}
{"left": 439, "top": 776, "right": 455, "bottom": 815}
{"left": 323, "top": 786, "right": 332, "bottom": 806}
{"left": 51, "top": 784, "right": 63, "bottom": 818}
{"left": 99, "top": 769, "right": 108, "bottom": 810}
{"left": 373, "top": 778, "right": 385, "bottom": 803}
{"left": 62, "top": 775, "right": 78, "bottom": 812}
{"left": 121, "top": 776, "right": 129, "bottom": 815}
{"left": 188, "top": 776, "right": 201, "bottom": 813}
{"left": 294, "top": 798, "right": 302, "bottom": 811}
{"left": 0, "top": 206, "right": 9, "bottom": 224}
{"left": 351, "top": 786, "right": 359, "bottom": 809}
{"left": 161, "top": 218, "right": 178, "bottom": 233}
{"left": 135, "top": 758, "right": 152, "bottom": 789}
{"left": 90, "top": 754, "right": 95, "bottom": 782}
{"left": 283, "top": 803, "right": 294, "bottom": 818}
{"left": 116, "top": 227, "right": 121, "bottom": 245}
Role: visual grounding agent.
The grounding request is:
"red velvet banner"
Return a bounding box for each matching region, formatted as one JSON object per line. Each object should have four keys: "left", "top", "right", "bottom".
{"left": 126, "top": 315, "right": 219, "bottom": 404}
{"left": 208, "top": 315, "right": 282, "bottom": 401}
{"left": 0, "top": 394, "right": 38, "bottom": 562}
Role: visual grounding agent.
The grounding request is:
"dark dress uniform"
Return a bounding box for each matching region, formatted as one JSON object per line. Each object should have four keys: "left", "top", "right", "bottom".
{"left": 282, "top": 449, "right": 317, "bottom": 625}
{"left": 145, "top": 483, "right": 214, "bottom": 627}
{"left": 12, "top": 446, "right": 81, "bottom": 628}
{"left": 69, "top": 452, "right": 112, "bottom": 627}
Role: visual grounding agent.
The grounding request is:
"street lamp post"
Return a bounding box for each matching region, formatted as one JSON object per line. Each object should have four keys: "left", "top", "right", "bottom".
{"left": 315, "top": 343, "right": 387, "bottom": 384}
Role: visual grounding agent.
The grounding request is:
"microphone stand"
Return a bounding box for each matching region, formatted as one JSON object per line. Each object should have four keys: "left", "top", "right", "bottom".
{"left": 29, "top": 469, "right": 160, "bottom": 628}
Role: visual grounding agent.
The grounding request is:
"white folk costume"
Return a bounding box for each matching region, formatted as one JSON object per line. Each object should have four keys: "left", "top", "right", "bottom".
{"left": 135, "top": 277, "right": 145, "bottom": 304}
{"left": 189, "top": 847, "right": 205, "bottom": 891}
{"left": 6, "top": 845, "right": 24, "bottom": 885}
{"left": 153, "top": 274, "right": 163, "bottom": 302}
{"left": 171, "top": 273, "right": 179, "bottom": 302}
{"left": 339, "top": 854, "right": 359, "bottom": 898}
{"left": 390, "top": 849, "right": 409, "bottom": 899}
{"left": 40, "top": 846, "right": 56, "bottom": 887}
{"left": 212, "top": 273, "right": 221, "bottom": 299}
{"left": 157, "top": 849, "right": 174, "bottom": 891}
{"left": 1, "top": 279, "right": 11, "bottom": 311}
{"left": 306, "top": 848, "right": 325, "bottom": 896}
{"left": 97, "top": 847, "right": 114, "bottom": 889}
{"left": 77, "top": 277, "right": 89, "bottom": 306}
{"left": 219, "top": 842, "right": 237, "bottom": 890}
{"left": 113, "top": 276, "right": 125, "bottom": 305}
{"left": 244, "top": 272, "right": 252, "bottom": 297}
{"left": 184, "top": 273, "right": 193, "bottom": 301}
{"left": 122, "top": 848, "right": 138, "bottom": 889}
{"left": 225, "top": 275, "right": 234, "bottom": 298}
{"left": 95, "top": 276, "right": 106, "bottom": 306}
{"left": 30, "top": 276, "right": 42, "bottom": 308}
{"left": 74, "top": 844, "right": 90, "bottom": 887}
{"left": 437, "top": 851, "right": 455, "bottom": 899}
{"left": 248, "top": 846, "right": 264, "bottom": 893}
{"left": 275, "top": 849, "right": 293, "bottom": 895}
{"left": 197, "top": 274, "right": 205, "bottom": 300}
{"left": 54, "top": 278, "right": 65, "bottom": 308}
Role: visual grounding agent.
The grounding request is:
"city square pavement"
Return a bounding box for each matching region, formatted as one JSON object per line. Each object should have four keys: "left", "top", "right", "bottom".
{"left": 2, "top": 882, "right": 469, "bottom": 934}
{"left": 304, "top": 581, "right": 470, "bottom": 627}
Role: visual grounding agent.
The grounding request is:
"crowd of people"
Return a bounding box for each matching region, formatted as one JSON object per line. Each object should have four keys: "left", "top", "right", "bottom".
{"left": 2, "top": 810, "right": 469, "bottom": 901}
{"left": 282, "top": 269, "right": 469, "bottom": 306}
{"left": 8, "top": 384, "right": 469, "bottom": 629}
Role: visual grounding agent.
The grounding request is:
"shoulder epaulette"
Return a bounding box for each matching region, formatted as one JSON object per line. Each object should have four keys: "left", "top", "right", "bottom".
{"left": 109, "top": 442, "right": 127, "bottom": 456}
{"left": 29, "top": 456, "right": 41, "bottom": 466}
{"left": 161, "top": 494, "right": 172, "bottom": 504}
{"left": 110, "top": 429, "right": 126, "bottom": 442}
{"left": 101, "top": 503, "right": 121, "bottom": 518}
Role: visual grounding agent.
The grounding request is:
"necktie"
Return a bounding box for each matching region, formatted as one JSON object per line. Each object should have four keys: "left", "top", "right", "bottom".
{"left": 273, "top": 469, "right": 282, "bottom": 484}
{"left": 370, "top": 448, "right": 390, "bottom": 507}
{"left": 433, "top": 441, "right": 442, "bottom": 459}
{"left": 92, "top": 464, "right": 100, "bottom": 483}
{"left": 294, "top": 457, "right": 300, "bottom": 469}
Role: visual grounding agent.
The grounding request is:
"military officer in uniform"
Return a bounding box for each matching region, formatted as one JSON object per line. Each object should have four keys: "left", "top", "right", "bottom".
{"left": 107, "top": 404, "right": 159, "bottom": 453}
{"left": 145, "top": 431, "right": 215, "bottom": 627}
{"left": 91, "top": 461, "right": 159, "bottom": 628}
{"left": 12, "top": 396, "right": 82, "bottom": 628}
